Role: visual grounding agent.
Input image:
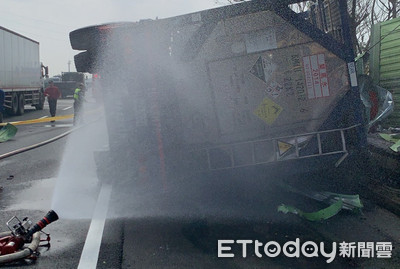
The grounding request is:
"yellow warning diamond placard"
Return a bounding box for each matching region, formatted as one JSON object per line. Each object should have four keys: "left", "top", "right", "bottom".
{"left": 253, "top": 97, "right": 283, "bottom": 125}
{"left": 277, "top": 140, "right": 293, "bottom": 156}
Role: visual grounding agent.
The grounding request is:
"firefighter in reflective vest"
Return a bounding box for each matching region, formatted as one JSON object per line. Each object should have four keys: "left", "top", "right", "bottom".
{"left": 73, "top": 83, "right": 85, "bottom": 125}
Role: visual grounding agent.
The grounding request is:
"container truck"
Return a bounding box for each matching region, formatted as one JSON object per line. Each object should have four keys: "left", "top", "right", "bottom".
{"left": 69, "top": 0, "right": 368, "bottom": 182}
{"left": 0, "top": 26, "right": 46, "bottom": 116}
{"left": 369, "top": 16, "right": 400, "bottom": 127}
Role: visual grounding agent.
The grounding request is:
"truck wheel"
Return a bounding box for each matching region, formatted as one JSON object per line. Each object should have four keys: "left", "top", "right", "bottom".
{"left": 70, "top": 23, "right": 134, "bottom": 50}
{"left": 74, "top": 51, "right": 95, "bottom": 73}
{"left": 9, "top": 93, "right": 18, "bottom": 115}
{"left": 35, "top": 90, "right": 45, "bottom": 110}
{"left": 16, "top": 94, "right": 25, "bottom": 115}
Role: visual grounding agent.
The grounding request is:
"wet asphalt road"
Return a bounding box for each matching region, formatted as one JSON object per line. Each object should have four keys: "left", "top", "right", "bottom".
{"left": 0, "top": 99, "right": 88, "bottom": 268}
{"left": 0, "top": 99, "right": 400, "bottom": 268}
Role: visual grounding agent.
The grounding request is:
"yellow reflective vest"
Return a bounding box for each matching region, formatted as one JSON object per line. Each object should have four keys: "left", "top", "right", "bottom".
{"left": 74, "top": 88, "right": 82, "bottom": 100}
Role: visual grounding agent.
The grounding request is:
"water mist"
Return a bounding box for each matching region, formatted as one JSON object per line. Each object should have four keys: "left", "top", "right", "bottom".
{"left": 51, "top": 101, "right": 109, "bottom": 219}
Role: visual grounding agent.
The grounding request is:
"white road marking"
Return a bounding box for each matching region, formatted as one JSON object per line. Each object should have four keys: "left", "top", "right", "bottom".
{"left": 40, "top": 116, "right": 48, "bottom": 119}
{"left": 43, "top": 124, "right": 74, "bottom": 128}
{"left": 63, "top": 106, "right": 73, "bottom": 111}
{"left": 77, "top": 184, "right": 112, "bottom": 269}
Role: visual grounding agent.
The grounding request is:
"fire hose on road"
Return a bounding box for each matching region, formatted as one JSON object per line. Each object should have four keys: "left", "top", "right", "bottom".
{"left": 0, "top": 128, "right": 75, "bottom": 160}
{"left": 0, "top": 113, "right": 103, "bottom": 160}
{"left": 0, "top": 231, "right": 41, "bottom": 264}
{"left": 0, "top": 210, "right": 59, "bottom": 264}
{"left": 0, "top": 111, "right": 111, "bottom": 269}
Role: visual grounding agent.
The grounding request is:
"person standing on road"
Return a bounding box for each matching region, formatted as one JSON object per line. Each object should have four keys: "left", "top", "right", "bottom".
{"left": 73, "top": 83, "right": 85, "bottom": 125}
{"left": 44, "top": 80, "right": 61, "bottom": 122}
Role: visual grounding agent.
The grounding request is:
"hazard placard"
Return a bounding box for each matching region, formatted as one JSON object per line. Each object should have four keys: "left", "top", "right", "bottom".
{"left": 277, "top": 140, "right": 293, "bottom": 156}
{"left": 253, "top": 97, "right": 282, "bottom": 125}
{"left": 250, "top": 56, "right": 276, "bottom": 84}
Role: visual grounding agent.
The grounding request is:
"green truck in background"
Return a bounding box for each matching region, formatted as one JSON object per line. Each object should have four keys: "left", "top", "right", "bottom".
{"left": 369, "top": 16, "right": 400, "bottom": 127}
{"left": 53, "top": 72, "right": 85, "bottom": 98}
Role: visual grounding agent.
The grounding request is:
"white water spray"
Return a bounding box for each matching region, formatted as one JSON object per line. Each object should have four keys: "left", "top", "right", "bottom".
{"left": 51, "top": 100, "right": 109, "bottom": 219}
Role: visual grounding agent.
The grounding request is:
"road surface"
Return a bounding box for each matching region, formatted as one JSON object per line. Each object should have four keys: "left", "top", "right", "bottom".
{"left": 0, "top": 98, "right": 399, "bottom": 268}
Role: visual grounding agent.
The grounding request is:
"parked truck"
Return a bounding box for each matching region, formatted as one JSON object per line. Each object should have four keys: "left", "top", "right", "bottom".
{"left": 53, "top": 72, "right": 85, "bottom": 98}
{"left": 0, "top": 26, "right": 46, "bottom": 116}
{"left": 70, "top": 0, "right": 368, "bottom": 182}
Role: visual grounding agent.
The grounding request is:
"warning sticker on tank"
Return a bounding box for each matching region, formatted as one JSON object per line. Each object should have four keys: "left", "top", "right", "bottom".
{"left": 253, "top": 97, "right": 282, "bottom": 125}
{"left": 250, "top": 56, "right": 276, "bottom": 84}
{"left": 302, "top": 54, "right": 330, "bottom": 99}
{"left": 277, "top": 140, "right": 293, "bottom": 156}
{"left": 265, "top": 81, "right": 282, "bottom": 99}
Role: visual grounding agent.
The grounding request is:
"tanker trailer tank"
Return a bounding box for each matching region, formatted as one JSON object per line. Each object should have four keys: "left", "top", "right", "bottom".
{"left": 69, "top": 0, "right": 367, "bottom": 186}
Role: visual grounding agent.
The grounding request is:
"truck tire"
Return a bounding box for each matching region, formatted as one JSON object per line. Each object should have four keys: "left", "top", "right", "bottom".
{"left": 70, "top": 22, "right": 135, "bottom": 50}
{"left": 9, "top": 93, "right": 18, "bottom": 115}
{"left": 74, "top": 51, "right": 95, "bottom": 73}
{"left": 16, "top": 93, "right": 25, "bottom": 115}
{"left": 70, "top": 25, "right": 98, "bottom": 50}
{"left": 34, "top": 90, "right": 45, "bottom": 110}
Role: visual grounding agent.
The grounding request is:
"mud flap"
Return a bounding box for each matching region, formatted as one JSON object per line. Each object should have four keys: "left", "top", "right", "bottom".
{"left": 0, "top": 123, "right": 17, "bottom": 142}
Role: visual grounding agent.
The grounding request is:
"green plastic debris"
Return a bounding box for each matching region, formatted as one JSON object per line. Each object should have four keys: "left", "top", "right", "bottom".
{"left": 276, "top": 182, "right": 363, "bottom": 221}
{"left": 379, "top": 133, "right": 400, "bottom": 152}
{"left": 0, "top": 123, "right": 18, "bottom": 142}
{"left": 278, "top": 200, "right": 344, "bottom": 221}
{"left": 314, "top": 192, "right": 363, "bottom": 211}
{"left": 390, "top": 141, "right": 400, "bottom": 152}
{"left": 277, "top": 182, "right": 363, "bottom": 211}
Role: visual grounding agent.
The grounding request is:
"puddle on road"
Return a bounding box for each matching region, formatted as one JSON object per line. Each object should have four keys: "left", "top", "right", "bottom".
{"left": 2, "top": 175, "right": 98, "bottom": 217}
{"left": 2, "top": 119, "right": 108, "bottom": 219}
{"left": 2, "top": 177, "right": 96, "bottom": 254}
{"left": 0, "top": 159, "right": 13, "bottom": 166}
{"left": 4, "top": 178, "right": 56, "bottom": 211}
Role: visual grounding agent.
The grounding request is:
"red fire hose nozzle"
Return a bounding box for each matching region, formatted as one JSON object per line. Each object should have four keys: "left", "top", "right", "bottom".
{"left": 25, "top": 210, "right": 59, "bottom": 238}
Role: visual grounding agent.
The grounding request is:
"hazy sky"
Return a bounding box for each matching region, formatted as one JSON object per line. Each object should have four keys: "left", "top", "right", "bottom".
{"left": 1, "top": 0, "right": 223, "bottom": 77}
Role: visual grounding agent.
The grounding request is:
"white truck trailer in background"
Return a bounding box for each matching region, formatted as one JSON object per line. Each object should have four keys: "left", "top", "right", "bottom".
{"left": 0, "top": 26, "right": 46, "bottom": 115}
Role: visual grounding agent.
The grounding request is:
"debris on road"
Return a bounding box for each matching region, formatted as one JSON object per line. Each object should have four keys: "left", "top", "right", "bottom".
{"left": 278, "top": 200, "right": 344, "bottom": 221}
{"left": 278, "top": 182, "right": 364, "bottom": 210}
{"left": 0, "top": 123, "right": 17, "bottom": 143}
{"left": 379, "top": 133, "right": 400, "bottom": 152}
{"left": 277, "top": 182, "right": 363, "bottom": 221}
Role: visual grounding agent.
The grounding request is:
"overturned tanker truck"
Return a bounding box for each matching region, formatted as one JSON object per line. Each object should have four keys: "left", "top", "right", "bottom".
{"left": 69, "top": 0, "right": 368, "bottom": 183}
